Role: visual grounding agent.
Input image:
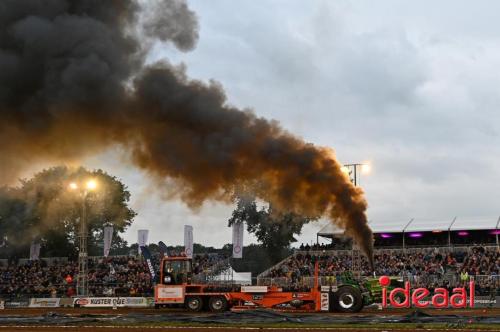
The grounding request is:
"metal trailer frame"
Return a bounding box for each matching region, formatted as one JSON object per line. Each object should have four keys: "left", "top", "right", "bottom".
{"left": 154, "top": 256, "right": 366, "bottom": 313}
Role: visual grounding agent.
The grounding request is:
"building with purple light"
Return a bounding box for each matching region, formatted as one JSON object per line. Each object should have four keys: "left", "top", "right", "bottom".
{"left": 316, "top": 216, "right": 499, "bottom": 249}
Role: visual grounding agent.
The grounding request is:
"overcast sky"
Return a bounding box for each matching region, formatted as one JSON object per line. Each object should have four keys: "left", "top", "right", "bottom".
{"left": 83, "top": 0, "right": 500, "bottom": 248}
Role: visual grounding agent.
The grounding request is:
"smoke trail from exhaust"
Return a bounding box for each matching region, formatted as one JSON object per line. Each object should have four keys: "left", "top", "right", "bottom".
{"left": 0, "top": 0, "right": 373, "bottom": 262}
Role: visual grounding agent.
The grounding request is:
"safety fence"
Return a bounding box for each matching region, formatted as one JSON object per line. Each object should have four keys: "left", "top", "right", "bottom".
{"left": 0, "top": 292, "right": 498, "bottom": 309}
{"left": 291, "top": 245, "right": 498, "bottom": 259}
{"left": 258, "top": 245, "right": 499, "bottom": 279}
{"left": 0, "top": 281, "right": 154, "bottom": 300}
{"left": 257, "top": 274, "right": 500, "bottom": 295}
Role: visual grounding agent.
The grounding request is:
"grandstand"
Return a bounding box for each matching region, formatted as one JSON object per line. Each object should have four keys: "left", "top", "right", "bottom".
{"left": 257, "top": 217, "right": 499, "bottom": 297}
{"left": 0, "top": 217, "right": 498, "bottom": 300}
{"left": 315, "top": 216, "right": 499, "bottom": 248}
{"left": 0, "top": 253, "right": 230, "bottom": 300}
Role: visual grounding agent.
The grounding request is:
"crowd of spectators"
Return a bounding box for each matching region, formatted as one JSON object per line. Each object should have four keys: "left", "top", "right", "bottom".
{"left": 193, "top": 253, "right": 229, "bottom": 275}
{"left": 0, "top": 253, "right": 228, "bottom": 299}
{"left": 266, "top": 246, "right": 499, "bottom": 295}
{"left": 0, "top": 246, "right": 498, "bottom": 298}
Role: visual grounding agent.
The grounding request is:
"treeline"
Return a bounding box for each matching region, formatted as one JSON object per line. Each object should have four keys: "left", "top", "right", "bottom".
{"left": 0, "top": 167, "right": 307, "bottom": 276}
{"left": 130, "top": 242, "right": 293, "bottom": 277}
{"left": 0, "top": 166, "right": 135, "bottom": 260}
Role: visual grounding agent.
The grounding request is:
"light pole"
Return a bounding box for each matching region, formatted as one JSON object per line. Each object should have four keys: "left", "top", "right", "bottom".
{"left": 340, "top": 162, "right": 371, "bottom": 276}
{"left": 69, "top": 179, "right": 97, "bottom": 297}
{"left": 340, "top": 163, "right": 371, "bottom": 186}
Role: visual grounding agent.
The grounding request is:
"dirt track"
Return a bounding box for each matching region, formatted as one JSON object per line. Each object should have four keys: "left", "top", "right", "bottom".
{"left": 0, "top": 308, "right": 497, "bottom": 331}
{"left": 0, "top": 327, "right": 494, "bottom": 332}
{"left": 0, "top": 306, "right": 498, "bottom": 316}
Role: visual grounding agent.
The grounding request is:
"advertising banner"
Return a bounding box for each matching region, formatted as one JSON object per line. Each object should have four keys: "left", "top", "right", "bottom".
{"left": 184, "top": 225, "right": 193, "bottom": 258}
{"left": 381, "top": 296, "right": 500, "bottom": 308}
{"left": 29, "top": 298, "right": 61, "bottom": 308}
{"left": 232, "top": 222, "right": 244, "bottom": 259}
{"left": 103, "top": 226, "right": 113, "bottom": 257}
{"left": 140, "top": 245, "right": 156, "bottom": 280}
{"left": 29, "top": 241, "right": 40, "bottom": 261}
{"left": 470, "top": 296, "right": 499, "bottom": 308}
{"left": 158, "top": 241, "right": 168, "bottom": 257}
{"left": 156, "top": 285, "right": 184, "bottom": 304}
{"left": 137, "top": 229, "right": 149, "bottom": 255}
{"left": 5, "top": 299, "right": 29, "bottom": 308}
{"left": 73, "top": 297, "right": 151, "bottom": 308}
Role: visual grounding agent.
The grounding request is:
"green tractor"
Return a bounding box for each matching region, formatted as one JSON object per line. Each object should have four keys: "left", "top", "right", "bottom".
{"left": 336, "top": 272, "right": 404, "bottom": 308}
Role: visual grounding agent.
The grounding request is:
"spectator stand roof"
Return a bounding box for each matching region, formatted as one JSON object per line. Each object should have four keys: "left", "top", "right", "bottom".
{"left": 317, "top": 216, "right": 500, "bottom": 238}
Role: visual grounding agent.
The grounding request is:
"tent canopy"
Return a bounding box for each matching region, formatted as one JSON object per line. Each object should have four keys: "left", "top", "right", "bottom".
{"left": 214, "top": 267, "right": 252, "bottom": 285}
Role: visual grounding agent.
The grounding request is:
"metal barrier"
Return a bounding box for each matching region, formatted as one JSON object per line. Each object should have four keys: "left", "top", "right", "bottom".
{"left": 258, "top": 246, "right": 499, "bottom": 279}
{"left": 257, "top": 274, "right": 500, "bottom": 294}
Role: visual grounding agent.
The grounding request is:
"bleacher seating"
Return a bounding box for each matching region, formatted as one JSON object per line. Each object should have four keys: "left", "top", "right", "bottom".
{"left": 0, "top": 253, "right": 229, "bottom": 299}
{"left": 258, "top": 245, "right": 499, "bottom": 296}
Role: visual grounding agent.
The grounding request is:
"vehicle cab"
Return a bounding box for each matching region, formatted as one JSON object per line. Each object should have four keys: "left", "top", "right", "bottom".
{"left": 161, "top": 256, "right": 192, "bottom": 285}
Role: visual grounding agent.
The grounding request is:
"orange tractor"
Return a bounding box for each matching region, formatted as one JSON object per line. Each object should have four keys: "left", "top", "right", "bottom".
{"left": 154, "top": 255, "right": 368, "bottom": 313}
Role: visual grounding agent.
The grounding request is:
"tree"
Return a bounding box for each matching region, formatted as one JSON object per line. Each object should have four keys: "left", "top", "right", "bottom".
{"left": 0, "top": 166, "right": 136, "bottom": 258}
{"left": 228, "top": 197, "right": 314, "bottom": 263}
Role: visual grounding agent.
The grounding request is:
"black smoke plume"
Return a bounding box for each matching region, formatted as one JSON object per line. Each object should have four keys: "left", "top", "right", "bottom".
{"left": 0, "top": 0, "right": 373, "bottom": 264}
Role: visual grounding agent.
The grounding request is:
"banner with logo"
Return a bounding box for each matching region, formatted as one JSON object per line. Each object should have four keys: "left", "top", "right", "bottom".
{"left": 29, "top": 241, "right": 40, "bottom": 260}
{"left": 471, "top": 296, "right": 500, "bottom": 308}
{"left": 232, "top": 222, "right": 244, "bottom": 259}
{"left": 379, "top": 296, "right": 500, "bottom": 309}
{"left": 73, "top": 297, "right": 151, "bottom": 308}
{"left": 103, "top": 226, "right": 113, "bottom": 257}
{"left": 158, "top": 241, "right": 168, "bottom": 257}
{"left": 29, "top": 298, "right": 61, "bottom": 308}
{"left": 137, "top": 229, "right": 149, "bottom": 255}
{"left": 184, "top": 225, "right": 193, "bottom": 258}
{"left": 140, "top": 245, "right": 156, "bottom": 280}
{"left": 5, "top": 299, "right": 29, "bottom": 308}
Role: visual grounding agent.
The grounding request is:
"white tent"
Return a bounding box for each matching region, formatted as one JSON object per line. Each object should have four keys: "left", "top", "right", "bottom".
{"left": 214, "top": 266, "right": 252, "bottom": 285}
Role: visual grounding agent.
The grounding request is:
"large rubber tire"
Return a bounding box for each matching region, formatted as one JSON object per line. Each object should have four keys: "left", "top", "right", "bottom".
{"left": 185, "top": 296, "right": 204, "bottom": 312}
{"left": 208, "top": 296, "right": 228, "bottom": 312}
{"left": 332, "top": 286, "right": 364, "bottom": 313}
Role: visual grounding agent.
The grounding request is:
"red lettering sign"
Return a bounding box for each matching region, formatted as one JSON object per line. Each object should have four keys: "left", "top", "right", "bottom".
{"left": 378, "top": 276, "right": 474, "bottom": 309}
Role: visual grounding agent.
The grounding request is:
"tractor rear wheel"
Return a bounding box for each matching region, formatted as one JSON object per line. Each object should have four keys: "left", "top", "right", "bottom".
{"left": 208, "top": 296, "right": 228, "bottom": 312}
{"left": 332, "top": 286, "right": 364, "bottom": 313}
{"left": 185, "top": 296, "right": 203, "bottom": 312}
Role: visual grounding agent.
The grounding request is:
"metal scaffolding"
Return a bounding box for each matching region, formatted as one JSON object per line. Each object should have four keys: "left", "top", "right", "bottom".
{"left": 77, "top": 195, "right": 88, "bottom": 296}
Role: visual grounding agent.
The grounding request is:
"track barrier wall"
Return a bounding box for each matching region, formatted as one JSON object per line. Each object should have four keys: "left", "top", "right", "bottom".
{"left": 0, "top": 297, "right": 154, "bottom": 309}
{"left": 73, "top": 297, "right": 153, "bottom": 308}
{"left": 0, "top": 293, "right": 497, "bottom": 309}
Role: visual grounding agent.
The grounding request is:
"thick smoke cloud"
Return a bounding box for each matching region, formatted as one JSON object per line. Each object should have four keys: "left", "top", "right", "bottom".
{"left": 0, "top": 0, "right": 373, "bottom": 263}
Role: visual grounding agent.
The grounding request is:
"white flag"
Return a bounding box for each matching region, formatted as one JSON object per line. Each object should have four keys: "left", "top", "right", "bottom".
{"left": 30, "top": 241, "right": 40, "bottom": 260}
{"left": 184, "top": 225, "right": 193, "bottom": 258}
{"left": 103, "top": 226, "right": 113, "bottom": 257}
{"left": 137, "top": 229, "right": 149, "bottom": 254}
{"left": 232, "top": 222, "right": 244, "bottom": 259}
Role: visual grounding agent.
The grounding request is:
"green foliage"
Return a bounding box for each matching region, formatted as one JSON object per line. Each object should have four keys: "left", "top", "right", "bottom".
{"left": 0, "top": 166, "right": 136, "bottom": 258}
{"left": 228, "top": 197, "right": 314, "bottom": 263}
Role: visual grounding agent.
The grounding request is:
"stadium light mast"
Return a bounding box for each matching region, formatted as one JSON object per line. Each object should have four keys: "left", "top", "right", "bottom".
{"left": 69, "top": 179, "right": 98, "bottom": 296}
{"left": 496, "top": 216, "right": 500, "bottom": 248}
{"left": 402, "top": 218, "right": 414, "bottom": 251}
{"left": 447, "top": 217, "right": 457, "bottom": 248}
{"left": 341, "top": 163, "right": 371, "bottom": 186}
{"left": 340, "top": 162, "right": 371, "bottom": 277}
